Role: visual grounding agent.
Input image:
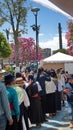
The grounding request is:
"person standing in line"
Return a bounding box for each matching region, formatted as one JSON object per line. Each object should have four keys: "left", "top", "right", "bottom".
{"left": 64, "top": 74, "right": 73, "bottom": 128}
{"left": 15, "top": 75, "right": 30, "bottom": 130}
{"left": 56, "top": 72, "right": 63, "bottom": 111}
{"left": 61, "top": 70, "right": 66, "bottom": 106}
{"left": 4, "top": 73, "right": 20, "bottom": 130}
{"left": 26, "top": 74, "right": 44, "bottom": 128}
{"left": 0, "top": 81, "right": 13, "bottom": 130}
{"left": 65, "top": 71, "right": 69, "bottom": 84}
{"left": 37, "top": 67, "right": 51, "bottom": 119}
{"left": 22, "top": 67, "right": 31, "bottom": 82}
{"left": 45, "top": 77, "right": 56, "bottom": 118}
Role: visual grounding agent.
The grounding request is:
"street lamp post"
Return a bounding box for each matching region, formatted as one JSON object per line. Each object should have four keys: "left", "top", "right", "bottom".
{"left": 31, "top": 7, "right": 40, "bottom": 70}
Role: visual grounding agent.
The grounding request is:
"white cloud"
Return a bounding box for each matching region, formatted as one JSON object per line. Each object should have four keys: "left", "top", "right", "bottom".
{"left": 32, "top": 0, "right": 73, "bottom": 19}
{"left": 39, "top": 33, "right": 67, "bottom": 51}
{"left": 39, "top": 33, "right": 44, "bottom": 36}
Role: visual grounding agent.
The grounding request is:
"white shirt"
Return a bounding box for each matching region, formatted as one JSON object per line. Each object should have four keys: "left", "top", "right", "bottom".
{"left": 45, "top": 80, "right": 56, "bottom": 94}
{"left": 36, "top": 81, "right": 42, "bottom": 92}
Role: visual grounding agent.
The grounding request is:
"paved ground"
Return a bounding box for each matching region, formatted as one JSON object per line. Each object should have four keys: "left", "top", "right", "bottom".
{"left": 29, "top": 101, "right": 72, "bottom": 130}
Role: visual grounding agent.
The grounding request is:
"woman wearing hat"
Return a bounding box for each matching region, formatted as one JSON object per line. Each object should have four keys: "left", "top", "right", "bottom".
{"left": 15, "top": 77, "right": 30, "bottom": 130}
{"left": 15, "top": 72, "right": 30, "bottom": 130}
{"left": 4, "top": 73, "right": 20, "bottom": 130}
{"left": 64, "top": 74, "right": 73, "bottom": 128}
{"left": 26, "top": 74, "right": 44, "bottom": 128}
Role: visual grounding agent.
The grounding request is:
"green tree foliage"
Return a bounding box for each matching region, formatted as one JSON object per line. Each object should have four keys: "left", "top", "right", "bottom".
{"left": 0, "top": 0, "right": 28, "bottom": 66}
{"left": 0, "top": 32, "right": 12, "bottom": 58}
{"left": 53, "top": 48, "right": 68, "bottom": 54}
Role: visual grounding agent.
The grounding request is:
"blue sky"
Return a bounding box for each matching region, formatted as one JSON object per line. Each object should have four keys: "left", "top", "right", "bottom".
{"left": 1, "top": 0, "right": 70, "bottom": 52}
{"left": 25, "top": 0, "right": 70, "bottom": 51}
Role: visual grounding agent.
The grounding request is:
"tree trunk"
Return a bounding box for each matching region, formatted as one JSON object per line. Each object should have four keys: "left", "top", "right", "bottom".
{"left": 14, "top": 34, "right": 19, "bottom": 67}
{"left": 0, "top": 59, "right": 3, "bottom": 69}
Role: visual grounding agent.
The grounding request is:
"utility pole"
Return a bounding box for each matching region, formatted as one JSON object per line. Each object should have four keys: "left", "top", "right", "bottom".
{"left": 58, "top": 23, "right": 62, "bottom": 49}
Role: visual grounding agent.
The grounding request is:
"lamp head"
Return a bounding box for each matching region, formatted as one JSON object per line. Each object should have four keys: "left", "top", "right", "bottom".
{"left": 31, "top": 7, "right": 40, "bottom": 13}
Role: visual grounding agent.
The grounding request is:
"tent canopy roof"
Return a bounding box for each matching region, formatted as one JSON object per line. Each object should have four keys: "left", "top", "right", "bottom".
{"left": 48, "top": 0, "right": 73, "bottom": 18}
{"left": 43, "top": 52, "right": 73, "bottom": 63}
{"left": 33, "top": 0, "right": 73, "bottom": 19}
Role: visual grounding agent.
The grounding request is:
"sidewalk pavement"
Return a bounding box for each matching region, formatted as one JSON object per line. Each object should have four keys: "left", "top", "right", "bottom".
{"left": 29, "top": 101, "right": 72, "bottom": 130}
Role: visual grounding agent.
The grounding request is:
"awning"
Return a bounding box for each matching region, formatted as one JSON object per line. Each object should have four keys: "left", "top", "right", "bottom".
{"left": 48, "top": 0, "right": 73, "bottom": 17}
{"left": 43, "top": 52, "right": 73, "bottom": 63}
{"left": 32, "top": 0, "right": 73, "bottom": 19}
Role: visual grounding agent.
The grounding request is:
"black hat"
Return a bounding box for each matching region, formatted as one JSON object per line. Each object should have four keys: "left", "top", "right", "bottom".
{"left": 16, "top": 72, "right": 22, "bottom": 78}
{"left": 51, "top": 71, "right": 57, "bottom": 78}
{"left": 68, "top": 74, "right": 73, "bottom": 79}
{"left": 38, "top": 67, "right": 44, "bottom": 74}
{"left": 61, "top": 70, "right": 65, "bottom": 74}
{"left": 4, "top": 73, "right": 15, "bottom": 84}
{"left": 25, "top": 67, "right": 31, "bottom": 73}
{"left": 28, "top": 74, "right": 34, "bottom": 81}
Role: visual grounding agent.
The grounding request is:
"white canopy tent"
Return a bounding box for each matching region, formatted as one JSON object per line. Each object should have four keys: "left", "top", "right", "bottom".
{"left": 41, "top": 52, "right": 73, "bottom": 73}
{"left": 43, "top": 52, "right": 73, "bottom": 63}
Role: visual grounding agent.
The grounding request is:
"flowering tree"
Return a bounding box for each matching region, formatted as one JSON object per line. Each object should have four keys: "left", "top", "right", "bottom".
{"left": 65, "top": 21, "right": 73, "bottom": 55}
{"left": 0, "top": 0, "right": 28, "bottom": 66}
{"left": 10, "top": 37, "right": 42, "bottom": 64}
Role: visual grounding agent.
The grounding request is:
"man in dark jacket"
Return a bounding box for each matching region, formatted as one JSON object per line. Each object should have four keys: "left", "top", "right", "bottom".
{"left": 37, "top": 67, "right": 51, "bottom": 119}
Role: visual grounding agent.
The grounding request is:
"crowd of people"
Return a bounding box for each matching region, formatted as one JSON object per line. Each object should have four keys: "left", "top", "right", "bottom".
{"left": 0, "top": 66, "right": 73, "bottom": 129}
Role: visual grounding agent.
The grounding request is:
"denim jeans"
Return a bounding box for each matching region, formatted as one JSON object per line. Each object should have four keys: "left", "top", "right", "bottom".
{"left": 0, "top": 114, "right": 7, "bottom": 130}
{"left": 68, "top": 100, "right": 73, "bottom": 121}
{"left": 70, "top": 104, "right": 73, "bottom": 121}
